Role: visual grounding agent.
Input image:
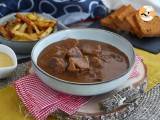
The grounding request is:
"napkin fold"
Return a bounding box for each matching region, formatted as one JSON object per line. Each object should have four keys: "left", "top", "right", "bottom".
{"left": 15, "top": 56, "right": 142, "bottom": 120}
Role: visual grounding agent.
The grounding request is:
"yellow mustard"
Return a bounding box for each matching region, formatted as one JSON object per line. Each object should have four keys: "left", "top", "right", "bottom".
{"left": 0, "top": 52, "right": 13, "bottom": 67}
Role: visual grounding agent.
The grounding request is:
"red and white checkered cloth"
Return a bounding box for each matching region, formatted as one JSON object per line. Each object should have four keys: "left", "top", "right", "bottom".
{"left": 15, "top": 56, "right": 142, "bottom": 120}
{"left": 15, "top": 74, "right": 90, "bottom": 120}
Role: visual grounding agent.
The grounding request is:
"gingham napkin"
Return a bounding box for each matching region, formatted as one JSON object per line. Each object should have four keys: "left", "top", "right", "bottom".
{"left": 15, "top": 74, "right": 90, "bottom": 120}
{"left": 14, "top": 56, "right": 142, "bottom": 120}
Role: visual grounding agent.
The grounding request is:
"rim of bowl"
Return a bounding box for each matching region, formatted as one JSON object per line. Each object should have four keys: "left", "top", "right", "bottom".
{"left": 0, "top": 44, "right": 17, "bottom": 69}
{"left": 0, "top": 12, "right": 57, "bottom": 43}
{"left": 31, "top": 28, "right": 135, "bottom": 85}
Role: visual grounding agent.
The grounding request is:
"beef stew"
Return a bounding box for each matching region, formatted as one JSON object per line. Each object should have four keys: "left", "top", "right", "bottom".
{"left": 37, "top": 38, "right": 129, "bottom": 83}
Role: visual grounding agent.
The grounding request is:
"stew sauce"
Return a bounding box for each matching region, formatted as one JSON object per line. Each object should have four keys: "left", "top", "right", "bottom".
{"left": 37, "top": 39, "right": 129, "bottom": 83}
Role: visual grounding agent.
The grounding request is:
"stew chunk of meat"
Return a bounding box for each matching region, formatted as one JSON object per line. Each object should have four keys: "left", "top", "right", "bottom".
{"left": 67, "top": 47, "right": 83, "bottom": 57}
{"left": 67, "top": 61, "right": 79, "bottom": 72}
{"left": 54, "top": 46, "right": 67, "bottom": 58}
{"left": 81, "top": 44, "right": 102, "bottom": 56}
{"left": 68, "top": 56, "right": 89, "bottom": 72}
{"left": 90, "top": 56, "right": 103, "bottom": 68}
{"left": 49, "top": 57, "right": 66, "bottom": 74}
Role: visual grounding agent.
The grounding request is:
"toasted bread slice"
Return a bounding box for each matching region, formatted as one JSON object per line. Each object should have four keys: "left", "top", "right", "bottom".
{"left": 126, "top": 11, "right": 144, "bottom": 38}
{"left": 100, "top": 5, "right": 126, "bottom": 30}
{"left": 114, "top": 4, "right": 136, "bottom": 31}
{"left": 110, "top": 5, "right": 127, "bottom": 19}
{"left": 116, "top": 5, "right": 135, "bottom": 21}
{"left": 135, "top": 13, "right": 160, "bottom": 37}
{"left": 100, "top": 15, "right": 117, "bottom": 30}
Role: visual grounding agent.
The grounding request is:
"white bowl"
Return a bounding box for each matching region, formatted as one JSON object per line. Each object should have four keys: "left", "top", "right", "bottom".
{"left": 0, "top": 44, "right": 17, "bottom": 79}
{"left": 31, "top": 28, "right": 135, "bottom": 96}
{"left": 0, "top": 12, "right": 57, "bottom": 54}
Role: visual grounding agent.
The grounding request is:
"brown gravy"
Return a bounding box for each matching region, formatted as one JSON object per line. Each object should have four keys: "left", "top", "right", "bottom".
{"left": 37, "top": 39, "right": 129, "bottom": 83}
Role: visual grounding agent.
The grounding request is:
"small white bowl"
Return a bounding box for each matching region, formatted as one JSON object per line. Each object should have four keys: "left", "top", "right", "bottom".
{"left": 0, "top": 44, "right": 17, "bottom": 79}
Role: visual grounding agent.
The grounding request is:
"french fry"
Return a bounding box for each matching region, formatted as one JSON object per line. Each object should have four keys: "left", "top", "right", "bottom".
{"left": 0, "top": 25, "right": 10, "bottom": 38}
{"left": 38, "top": 15, "right": 56, "bottom": 23}
{"left": 3, "top": 22, "right": 14, "bottom": 38}
{"left": 5, "top": 27, "right": 14, "bottom": 38}
{"left": 39, "top": 27, "right": 53, "bottom": 39}
{"left": 13, "top": 36, "right": 23, "bottom": 40}
{"left": 26, "top": 25, "right": 33, "bottom": 34}
{"left": 19, "top": 23, "right": 27, "bottom": 32}
{"left": 35, "top": 15, "right": 56, "bottom": 28}
{"left": 35, "top": 21, "right": 52, "bottom": 28}
{"left": 12, "top": 30, "right": 38, "bottom": 41}
{"left": 6, "top": 18, "right": 21, "bottom": 28}
{"left": 16, "top": 13, "right": 40, "bottom": 34}
{"left": 26, "top": 13, "right": 38, "bottom": 21}
{"left": 12, "top": 23, "right": 21, "bottom": 31}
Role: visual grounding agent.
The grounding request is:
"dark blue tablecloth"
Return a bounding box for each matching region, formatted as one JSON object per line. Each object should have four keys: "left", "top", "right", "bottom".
{"left": 0, "top": 0, "right": 107, "bottom": 19}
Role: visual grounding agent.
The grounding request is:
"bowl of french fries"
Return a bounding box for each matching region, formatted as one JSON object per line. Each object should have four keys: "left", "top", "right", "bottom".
{"left": 0, "top": 12, "right": 57, "bottom": 54}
